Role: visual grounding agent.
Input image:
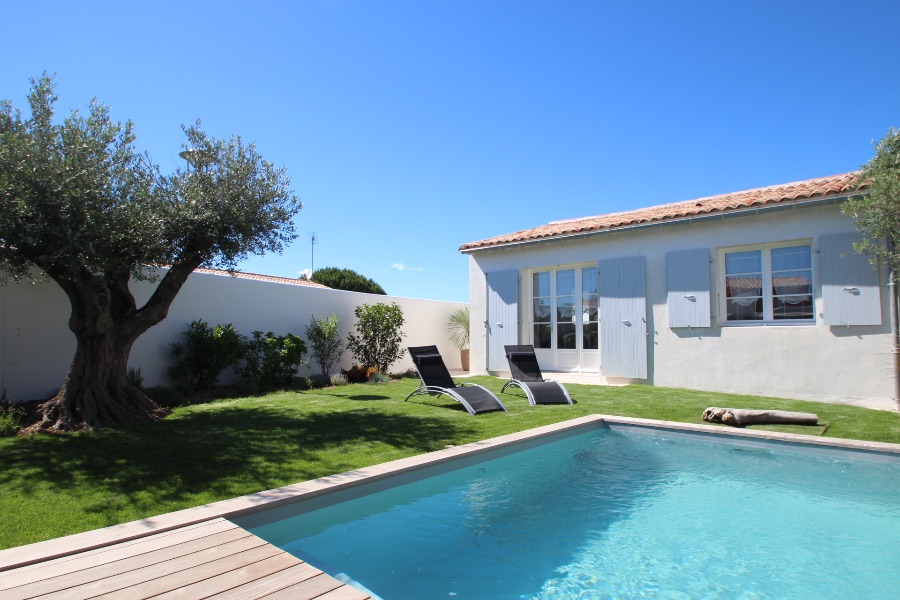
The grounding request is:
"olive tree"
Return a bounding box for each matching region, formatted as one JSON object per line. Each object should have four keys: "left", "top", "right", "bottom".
{"left": 843, "top": 127, "right": 900, "bottom": 275}
{"left": 0, "top": 75, "right": 301, "bottom": 432}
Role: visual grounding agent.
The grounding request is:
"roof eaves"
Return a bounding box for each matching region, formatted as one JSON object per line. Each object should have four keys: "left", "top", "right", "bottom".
{"left": 459, "top": 191, "right": 858, "bottom": 254}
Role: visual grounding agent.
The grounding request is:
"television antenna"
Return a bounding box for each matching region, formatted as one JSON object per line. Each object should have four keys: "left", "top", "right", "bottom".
{"left": 309, "top": 232, "right": 317, "bottom": 275}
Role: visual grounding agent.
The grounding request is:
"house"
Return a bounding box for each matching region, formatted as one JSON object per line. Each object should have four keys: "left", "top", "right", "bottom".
{"left": 460, "top": 173, "right": 898, "bottom": 411}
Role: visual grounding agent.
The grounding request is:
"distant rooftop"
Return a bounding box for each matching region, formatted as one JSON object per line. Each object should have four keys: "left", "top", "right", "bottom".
{"left": 193, "top": 267, "right": 331, "bottom": 289}
{"left": 460, "top": 172, "right": 860, "bottom": 252}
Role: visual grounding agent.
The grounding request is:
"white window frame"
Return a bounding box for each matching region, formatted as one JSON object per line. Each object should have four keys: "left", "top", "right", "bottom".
{"left": 717, "top": 240, "right": 816, "bottom": 326}
{"left": 526, "top": 263, "right": 599, "bottom": 370}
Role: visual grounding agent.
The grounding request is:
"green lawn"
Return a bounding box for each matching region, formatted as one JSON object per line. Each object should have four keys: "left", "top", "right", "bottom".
{"left": 1, "top": 378, "right": 898, "bottom": 551}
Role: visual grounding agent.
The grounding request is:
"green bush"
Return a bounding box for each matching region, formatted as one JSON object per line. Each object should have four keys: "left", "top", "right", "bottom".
{"left": 237, "top": 331, "right": 307, "bottom": 393}
{"left": 346, "top": 302, "right": 406, "bottom": 373}
{"left": 0, "top": 391, "right": 23, "bottom": 437}
{"left": 368, "top": 371, "right": 390, "bottom": 384}
{"left": 169, "top": 320, "right": 244, "bottom": 393}
{"left": 305, "top": 314, "right": 345, "bottom": 377}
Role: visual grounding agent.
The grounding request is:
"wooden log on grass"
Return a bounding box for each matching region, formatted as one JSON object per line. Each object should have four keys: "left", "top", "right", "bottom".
{"left": 702, "top": 407, "right": 819, "bottom": 427}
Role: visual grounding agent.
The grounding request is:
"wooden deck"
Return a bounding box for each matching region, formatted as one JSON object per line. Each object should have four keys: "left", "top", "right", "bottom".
{"left": 0, "top": 518, "right": 370, "bottom": 599}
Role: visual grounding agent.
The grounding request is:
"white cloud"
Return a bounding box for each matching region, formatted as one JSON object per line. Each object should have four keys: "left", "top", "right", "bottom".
{"left": 392, "top": 263, "right": 425, "bottom": 272}
{"left": 297, "top": 268, "right": 312, "bottom": 279}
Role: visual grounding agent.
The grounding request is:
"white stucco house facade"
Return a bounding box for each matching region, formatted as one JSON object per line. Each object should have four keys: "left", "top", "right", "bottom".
{"left": 461, "top": 173, "right": 898, "bottom": 411}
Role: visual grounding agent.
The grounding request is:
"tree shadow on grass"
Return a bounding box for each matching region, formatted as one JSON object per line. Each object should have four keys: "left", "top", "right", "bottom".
{"left": 0, "top": 405, "right": 479, "bottom": 527}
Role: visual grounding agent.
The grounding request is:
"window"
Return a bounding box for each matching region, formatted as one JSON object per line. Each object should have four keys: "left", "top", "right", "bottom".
{"left": 531, "top": 265, "right": 598, "bottom": 350}
{"left": 722, "top": 242, "right": 814, "bottom": 323}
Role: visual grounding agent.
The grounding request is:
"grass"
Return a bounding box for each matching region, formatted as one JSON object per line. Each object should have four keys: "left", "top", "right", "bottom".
{"left": 1, "top": 377, "right": 898, "bottom": 551}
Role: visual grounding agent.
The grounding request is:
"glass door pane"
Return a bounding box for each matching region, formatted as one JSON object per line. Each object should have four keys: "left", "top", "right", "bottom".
{"left": 532, "top": 272, "right": 552, "bottom": 348}
{"left": 556, "top": 270, "right": 576, "bottom": 349}
{"left": 582, "top": 269, "right": 598, "bottom": 350}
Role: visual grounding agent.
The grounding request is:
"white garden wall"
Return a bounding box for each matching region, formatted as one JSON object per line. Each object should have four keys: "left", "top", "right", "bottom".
{"left": 0, "top": 269, "right": 467, "bottom": 402}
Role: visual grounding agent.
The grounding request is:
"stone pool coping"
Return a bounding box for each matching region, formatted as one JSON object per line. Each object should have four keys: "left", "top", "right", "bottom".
{"left": 2, "top": 414, "right": 898, "bottom": 572}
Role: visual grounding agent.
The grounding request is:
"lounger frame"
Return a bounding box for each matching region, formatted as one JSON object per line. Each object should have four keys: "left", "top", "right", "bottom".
{"left": 501, "top": 344, "right": 574, "bottom": 405}
{"left": 406, "top": 345, "right": 508, "bottom": 416}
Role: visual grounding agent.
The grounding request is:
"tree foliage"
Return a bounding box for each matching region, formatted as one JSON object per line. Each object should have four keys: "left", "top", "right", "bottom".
{"left": 843, "top": 127, "right": 900, "bottom": 276}
{"left": 305, "top": 313, "right": 345, "bottom": 377}
{"left": 346, "top": 302, "right": 406, "bottom": 373}
{"left": 310, "top": 267, "right": 386, "bottom": 294}
{"left": 0, "top": 74, "right": 302, "bottom": 432}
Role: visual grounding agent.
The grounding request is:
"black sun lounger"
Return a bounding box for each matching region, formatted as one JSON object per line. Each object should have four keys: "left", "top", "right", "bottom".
{"left": 501, "top": 345, "right": 573, "bottom": 405}
{"left": 405, "top": 345, "right": 507, "bottom": 415}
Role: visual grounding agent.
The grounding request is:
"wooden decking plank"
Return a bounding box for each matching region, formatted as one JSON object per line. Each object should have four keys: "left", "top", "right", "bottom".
{"left": 0, "top": 518, "right": 237, "bottom": 589}
{"left": 261, "top": 572, "right": 345, "bottom": 600}
{"left": 39, "top": 536, "right": 271, "bottom": 599}
{"left": 208, "top": 562, "right": 322, "bottom": 600}
{"left": 315, "top": 584, "right": 373, "bottom": 600}
{"left": 3, "top": 528, "right": 254, "bottom": 600}
{"left": 91, "top": 544, "right": 280, "bottom": 599}
{"left": 150, "top": 552, "right": 301, "bottom": 599}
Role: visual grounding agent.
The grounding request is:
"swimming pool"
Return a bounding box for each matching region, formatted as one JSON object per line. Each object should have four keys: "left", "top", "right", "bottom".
{"left": 235, "top": 421, "right": 900, "bottom": 599}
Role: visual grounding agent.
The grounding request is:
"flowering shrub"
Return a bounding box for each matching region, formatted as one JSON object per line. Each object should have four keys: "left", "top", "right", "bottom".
{"left": 342, "top": 364, "right": 376, "bottom": 383}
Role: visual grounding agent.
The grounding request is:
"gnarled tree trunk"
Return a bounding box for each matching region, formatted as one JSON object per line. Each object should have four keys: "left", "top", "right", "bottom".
{"left": 22, "top": 260, "right": 199, "bottom": 434}
{"left": 28, "top": 331, "right": 166, "bottom": 433}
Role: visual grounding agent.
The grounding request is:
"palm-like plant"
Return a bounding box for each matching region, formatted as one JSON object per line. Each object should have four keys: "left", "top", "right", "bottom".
{"left": 447, "top": 306, "right": 470, "bottom": 350}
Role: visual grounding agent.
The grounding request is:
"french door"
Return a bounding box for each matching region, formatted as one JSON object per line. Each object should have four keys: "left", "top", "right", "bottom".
{"left": 530, "top": 265, "right": 599, "bottom": 372}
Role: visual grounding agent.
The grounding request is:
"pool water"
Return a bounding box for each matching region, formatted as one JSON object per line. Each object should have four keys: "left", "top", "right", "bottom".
{"left": 239, "top": 426, "right": 900, "bottom": 599}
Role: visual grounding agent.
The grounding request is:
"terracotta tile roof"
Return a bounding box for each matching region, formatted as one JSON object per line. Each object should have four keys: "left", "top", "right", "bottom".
{"left": 193, "top": 267, "right": 331, "bottom": 289}
{"left": 460, "top": 172, "right": 861, "bottom": 252}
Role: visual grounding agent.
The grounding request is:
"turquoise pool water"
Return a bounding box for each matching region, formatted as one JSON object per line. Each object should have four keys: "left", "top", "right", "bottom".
{"left": 238, "top": 425, "right": 900, "bottom": 599}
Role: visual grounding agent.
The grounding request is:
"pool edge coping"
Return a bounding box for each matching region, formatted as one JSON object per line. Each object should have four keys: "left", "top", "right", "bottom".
{"left": 2, "top": 414, "right": 898, "bottom": 571}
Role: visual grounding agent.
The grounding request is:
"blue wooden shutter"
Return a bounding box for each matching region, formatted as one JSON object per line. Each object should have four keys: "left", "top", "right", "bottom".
{"left": 820, "top": 233, "right": 882, "bottom": 326}
{"left": 486, "top": 270, "right": 519, "bottom": 371}
{"left": 666, "top": 249, "right": 711, "bottom": 328}
{"left": 598, "top": 256, "right": 647, "bottom": 379}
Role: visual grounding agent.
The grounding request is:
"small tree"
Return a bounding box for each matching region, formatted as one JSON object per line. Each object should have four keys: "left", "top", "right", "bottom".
{"left": 347, "top": 302, "right": 406, "bottom": 373}
{"left": 305, "top": 314, "right": 345, "bottom": 377}
{"left": 311, "top": 267, "right": 386, "bottom": 294}
{"left": 843, "top": 127, "right": 900, "bottom": 276}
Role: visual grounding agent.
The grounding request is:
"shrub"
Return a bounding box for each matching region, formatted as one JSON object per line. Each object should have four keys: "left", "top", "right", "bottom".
{"left": 169, "top": 320, "right": 244, "bottom": 393}
{"left": 330, "top": 373, "right": 349, "bottom": 387}
{"left": 0, "top": 390, "right": 23, "bottom": 437}
{"left": 368, "top": 371, "right": 390, "bottom": 384}
{"left": 305, "top": 314, "right": 345, "bottom": 377}
{"left": 342, "top": 364, "right": 376, "bottom": 383}
{"left": 237, "top": 331, "right": 307, "bottom": 393}
{"left": 389, "top": 368, "right": 419, "bottom": 379}
{"left": 346, "top": 302, "right": 406, "bottom": 373}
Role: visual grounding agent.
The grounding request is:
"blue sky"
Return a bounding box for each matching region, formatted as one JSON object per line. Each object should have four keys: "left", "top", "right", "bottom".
{"left": 2, "top": 1, "right": 898, "bottom": 303}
